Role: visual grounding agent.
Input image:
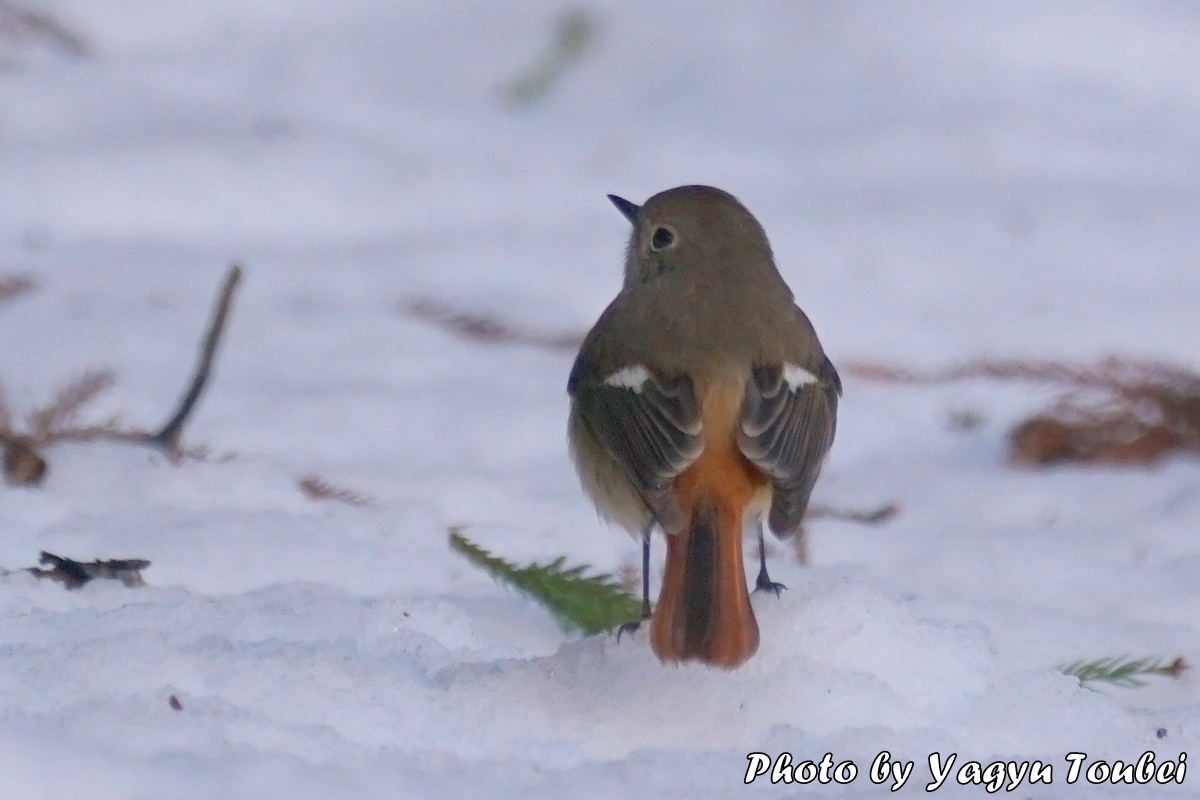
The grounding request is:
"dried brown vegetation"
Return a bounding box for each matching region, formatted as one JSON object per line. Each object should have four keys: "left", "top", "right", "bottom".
{"left": 808, "top": 502, "right": 900, "bottom": 525}
{"left": 25, "top": 369, "right": 117, "bottom": 439}
{"left": 502, "top": 9, "right": 597, "bottom": 108}
{"left": 298, "top": 474, "right": 372, "bottom": 507}
{"left": 24, "top": 551, "right": 150, "bottom": 589}
{"left": 401, "top": 298, "right": 583, "bottom": 351}
{"left": 786, "top": 503, "right": 900, "bottom": 565}
{"left": 1, "top": 265, "right": 243, "bottom": 486}
{"left": 0, "top": 1, "right": 91, "bottom": 59}
{"left": 0, "top": 273, "right": 37, "bottom": 303}
{"left": 847, "top": 357, "right": 1200, "bottom": 467}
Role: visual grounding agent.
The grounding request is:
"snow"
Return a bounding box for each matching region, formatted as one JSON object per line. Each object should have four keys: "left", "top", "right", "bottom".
{"left": 2, "top": 1, "right": 1200, "bottom": 797}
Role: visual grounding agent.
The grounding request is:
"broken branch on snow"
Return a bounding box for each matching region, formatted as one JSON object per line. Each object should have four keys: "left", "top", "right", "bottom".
{"left": 1, "top": 264, "right": 243, "bottom": 485}
{"left": 846, "top": 357, "right": 1200, "bottom": 466}
{"left": 25, "top": 551, "right": 151, "bottom": 590}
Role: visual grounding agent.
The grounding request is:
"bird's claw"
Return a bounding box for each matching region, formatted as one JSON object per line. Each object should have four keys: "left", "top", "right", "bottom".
{"left": 616, "top": 619, "right": 644, "bottom": 641}
{"left": 754, "top": 572, "right": 787, "bottom": 596}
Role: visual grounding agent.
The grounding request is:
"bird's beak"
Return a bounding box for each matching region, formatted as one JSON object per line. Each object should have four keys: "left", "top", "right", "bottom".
{"left": 607, "top": 194, "right": 640, "bottom": 225}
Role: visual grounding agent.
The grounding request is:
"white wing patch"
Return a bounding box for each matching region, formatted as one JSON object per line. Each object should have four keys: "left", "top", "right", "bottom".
{"left": 603, "top": 364, "right": 652, "bottom": 391}
{"left": 783, "top": 363, "right": 818, "bottom": 390}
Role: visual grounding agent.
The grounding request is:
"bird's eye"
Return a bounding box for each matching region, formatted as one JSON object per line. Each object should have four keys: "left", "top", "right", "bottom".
{"left": 650, "top": 226, "right": 676, "bottom": 251}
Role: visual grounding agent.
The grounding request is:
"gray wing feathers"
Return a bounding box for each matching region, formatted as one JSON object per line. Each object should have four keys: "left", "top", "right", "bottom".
{"left": 738, "top": 361, "right": 839, "bottom": 536}
{"left": 573, "top": 372, "right": 703, "bottom": 529}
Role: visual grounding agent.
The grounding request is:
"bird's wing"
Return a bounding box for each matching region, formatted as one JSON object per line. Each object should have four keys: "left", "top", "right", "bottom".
{"left": 737, "top": 358, "right": 840, "bottom": 536}
{"left": 569, "top": 362, "right": 703, "bottom": 530}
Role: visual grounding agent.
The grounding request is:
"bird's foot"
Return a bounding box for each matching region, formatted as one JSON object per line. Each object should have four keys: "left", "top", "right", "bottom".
{"left": 616, "top": 619, "right": 644, "bottom": 641}
{"left": 617, "top": 600, "right": 652, "bottom": 641}
{"left": 754, "top": 570, "right": 787, "bottom": 597}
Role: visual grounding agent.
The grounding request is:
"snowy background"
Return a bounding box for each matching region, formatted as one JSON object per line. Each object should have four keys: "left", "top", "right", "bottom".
{"left": 2, "top": 1, "right": 1200, "bottom": 797}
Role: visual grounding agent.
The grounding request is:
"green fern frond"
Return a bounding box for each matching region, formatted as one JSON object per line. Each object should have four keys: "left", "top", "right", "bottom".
{"left": 1060, "top": 656, "right": 1187, "bottom": 688}
{"left": 449, "top": 527, "right": 641, "bottom": 636}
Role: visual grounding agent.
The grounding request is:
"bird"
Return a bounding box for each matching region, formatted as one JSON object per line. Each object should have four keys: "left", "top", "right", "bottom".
{"left": 567, "top": 185, "right": 840, "bottom": 669}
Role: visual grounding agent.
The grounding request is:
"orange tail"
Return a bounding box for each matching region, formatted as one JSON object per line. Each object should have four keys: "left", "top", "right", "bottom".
{"left": 650, "top": 498, "right": 759, "bottom": 669}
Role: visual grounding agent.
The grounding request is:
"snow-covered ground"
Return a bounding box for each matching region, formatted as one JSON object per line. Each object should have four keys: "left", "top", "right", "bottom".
{"left": 2, "top": 1, "right": 1200, "bottom": 797}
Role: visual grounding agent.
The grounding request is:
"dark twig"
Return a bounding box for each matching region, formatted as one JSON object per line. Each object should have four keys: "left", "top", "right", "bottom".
{"left": 0, "top": 2, "right": 91, "bottom": 57}
{"left": 401, "top": 298, "right": 583, "bottom": 351}
{"left": 149, "top": 265, "right": 242, "bottom": 453}
{"left": 806, "top": 502, "right": 899, "bottom": 525}
{"left": 1, "top": 265, "right": 243, "bottom": 484}
{"left": 28, "top": 551, "right": 150, "bottom": 589}
{"left": 783, "top": 504, "right": 898, "bottom": 566}
{"left": 298, "top": 474, "right": 372, "bottom": 506}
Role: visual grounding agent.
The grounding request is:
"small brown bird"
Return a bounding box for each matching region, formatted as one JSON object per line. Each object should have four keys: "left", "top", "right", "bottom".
{"left": 568, "top": 185, "right": 840, "bottom": 669}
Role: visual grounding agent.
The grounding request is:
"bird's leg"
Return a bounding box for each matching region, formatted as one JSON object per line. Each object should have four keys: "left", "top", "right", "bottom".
{"left": 754, "top": 519, "right": 787, "bottom": 596}
{"left": 617, "top": 524, "right": 653, "bottom": 640}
